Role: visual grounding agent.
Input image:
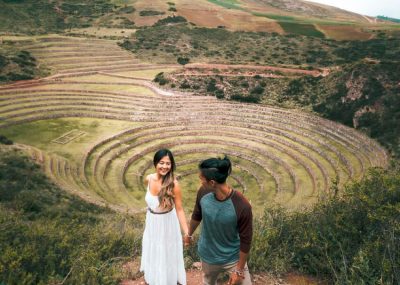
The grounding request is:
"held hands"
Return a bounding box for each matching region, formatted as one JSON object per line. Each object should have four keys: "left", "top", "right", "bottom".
{"left": 183, "top": 234, "right": 192, "bottom": 247}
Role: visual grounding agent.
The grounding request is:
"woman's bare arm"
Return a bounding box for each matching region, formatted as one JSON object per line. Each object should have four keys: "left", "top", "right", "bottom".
{"left": 173, "top": 180, "right": 189, "bottom": 236}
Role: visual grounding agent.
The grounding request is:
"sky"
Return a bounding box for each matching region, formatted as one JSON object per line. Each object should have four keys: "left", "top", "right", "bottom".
{"left": 306, "top": 0, "right": 400, "bottom": 19}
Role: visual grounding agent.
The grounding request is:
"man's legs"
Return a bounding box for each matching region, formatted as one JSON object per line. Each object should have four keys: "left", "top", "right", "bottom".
{"left": 202, "top": 261, "right": 252, "bottom": 285}
{"left": 201, "top": 261, "right": 222, "bottom": 285}
{"left": 223, "top": 262, "right": 251, "bottom": 285}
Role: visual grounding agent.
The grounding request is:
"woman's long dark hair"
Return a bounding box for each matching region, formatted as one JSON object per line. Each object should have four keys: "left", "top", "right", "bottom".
{"left": 199, "top": 155, "right": 232, "bottom": 184}
{"left": 153, "top": 149, "right": 176, "bottom": 209}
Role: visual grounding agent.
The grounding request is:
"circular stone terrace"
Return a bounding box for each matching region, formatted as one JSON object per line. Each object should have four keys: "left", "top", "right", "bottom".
{"left": 0, "top": 35, "right": 388, "bottom": 214}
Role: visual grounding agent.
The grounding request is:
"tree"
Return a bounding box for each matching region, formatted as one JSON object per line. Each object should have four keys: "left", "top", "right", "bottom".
{"left": 177, "top": 57, "right": 189, "bottom": 65}
{"left": 0, "top": 135, "right": 13, "bottom": 145}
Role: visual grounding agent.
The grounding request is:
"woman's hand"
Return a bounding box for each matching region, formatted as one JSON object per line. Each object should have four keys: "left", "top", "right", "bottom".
{"left": 183, "top": 234, "right": 192, "bottom": 247}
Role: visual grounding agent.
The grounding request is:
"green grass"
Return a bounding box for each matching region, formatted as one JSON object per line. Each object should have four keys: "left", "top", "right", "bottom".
{"left": 0, "top": 147, "right": 144, "bottom": 284}
{"left": 279, "top": 22, "right": 325, "bottom": 38}
{"left": 0, "top": 118, "right": 140, "bottom": 163}
{"left": 252, "top": 12, "right": 355, "bottom": 26}
{"left": 207, "top": 0, "right": 243, "bottom": 10}
{"left": 253, "top": 13, "right": 296, "bottom": 22}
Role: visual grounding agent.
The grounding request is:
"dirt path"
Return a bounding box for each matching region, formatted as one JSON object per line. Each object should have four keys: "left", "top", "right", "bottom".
{"left": 121, "top": 269, "right": 292, "bottom": 285}
{"left": 120, "top": 262, "right": 324, "bottom": 285}
{"left": 185, "top": 63, "right": 326, "bottom": 77}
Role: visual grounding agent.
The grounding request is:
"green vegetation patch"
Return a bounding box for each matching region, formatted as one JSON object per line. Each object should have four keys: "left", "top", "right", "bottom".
{"left": 279, "top": 22, "right": 325, "bottom": 38}
{"left": 153, "top": 15, "right": 187, "bottom": 26}
{"left": 160, "top": 72, "right": 274, "bottom": 104}
{"left": 0, "top": 147, "right": 143, "bottom": 284}
{"left": 0, "top": 42, "right": 49, "bottom": 83}
{"left": 0, "top": 118, "right": 138, "bottom": 163}
{"left": 60, "top": 1, "right": 114, "bottom": 18}
{"left": 377, "top": 15, "right": 400, "bottom": 23}
{"left": 250, "top": 168, "right": 400, "bottom": 283}
{"left": 139, "top": 10, "right": 165, "bottom": 17}
{"left": 0, "top": 0, "right": 120, "bottom": 33}
{"left": 207, "top": 0, "right": 243, "bottom": 10}
{"left": 120, "top": 24, "right": 339, "bottom": 66}
{"left": 117, "top": 5, "right": 135, "bottom": 14}
{"left": 312, "top": 61, "right": 400, "bottom": 159}
{"left": 253, "top": 13, "right": 296, "bottom": 22}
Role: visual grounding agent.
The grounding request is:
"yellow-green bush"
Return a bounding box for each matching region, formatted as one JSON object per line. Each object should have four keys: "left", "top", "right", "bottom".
{"left": 250, "top": 168, "right": 400, "bottom": 284}
{"left": 0, "top": 149, "right": 143, "bottom": 285}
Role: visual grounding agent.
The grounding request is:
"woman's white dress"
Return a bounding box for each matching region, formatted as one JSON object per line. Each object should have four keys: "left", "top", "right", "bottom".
{"left": 140, "top": 184, "right": 186, "bottom": 285}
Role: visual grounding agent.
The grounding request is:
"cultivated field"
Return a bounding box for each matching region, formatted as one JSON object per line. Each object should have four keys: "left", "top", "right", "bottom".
{"left": 0, "top": 36, "right": 388, "bottom": 214}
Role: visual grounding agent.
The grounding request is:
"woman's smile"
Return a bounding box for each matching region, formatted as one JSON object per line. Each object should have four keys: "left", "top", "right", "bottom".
{"left": 156, "top": 155, "right": 172, "bottom": 175}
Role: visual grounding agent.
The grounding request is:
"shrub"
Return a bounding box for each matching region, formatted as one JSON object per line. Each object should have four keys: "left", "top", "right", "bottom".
{"left": 206, "top": 79, "right": 217, "bottom": 92}
{"left": 139, "top": 10, "right": 165, "bottom": 16}
{"left": 231, "top": 93, "right": 261, "bottom": 103}
{"left": 6, "top": 72, "right": 33, "bottom": 81}
{"left": 250, "top": 85, "right": 265, "bottom": 95}
{"left": 177, "top": 57, "right": 190, "bottom": 65}
{"left": 118, "top": 6, "right": 135, "bottom": 14}
{"left": 180, "top": 80, "right": 191, "bottom": 89}
{"left": 0, "top": 55, "right": 9, "bottom": 68}
{"left": 0, "top": 135, "right": 13, "bottom": 145}
{"left": 250, "top": 168, "right": 400, "bottom": 283}
{"left": 153, "top": 16, "right": 187, "bottom": 26}
{"left": 240, "top": 81, "right": 249, "bottom": 88}
{"left": 0, "top": 150, "right": 143, "bottom": 284}
{"left": 153, "top": 72, "right": 169, "bottom": 85}
{"left": 214, "top": 89, "right": 224, "bottom": 99}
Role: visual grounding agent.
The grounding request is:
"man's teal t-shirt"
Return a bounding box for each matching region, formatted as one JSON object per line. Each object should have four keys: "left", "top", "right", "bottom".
{"left": 198, "top": 192, "right": 240, "bottom": 264}
{"left": 192, "top": 187, "right": 253, "bottom": 265}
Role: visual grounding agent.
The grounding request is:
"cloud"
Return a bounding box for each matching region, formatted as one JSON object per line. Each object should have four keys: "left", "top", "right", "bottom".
{"left": 305, "top": 0, "right": 400, "bottom": 18}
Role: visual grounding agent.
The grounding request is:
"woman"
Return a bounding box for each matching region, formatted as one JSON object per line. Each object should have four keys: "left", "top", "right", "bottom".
{"left": 140, "top": 149, "right": 189, "bottom": 285}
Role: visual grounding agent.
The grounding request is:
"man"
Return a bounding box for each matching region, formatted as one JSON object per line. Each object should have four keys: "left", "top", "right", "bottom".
{"left": 184, "top": 156, "right": 253, "bottom": 285}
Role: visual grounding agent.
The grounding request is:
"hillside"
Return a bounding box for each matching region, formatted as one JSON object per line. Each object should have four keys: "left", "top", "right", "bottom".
{"left": 313, "top": 61, "right": 400, "bottom": 157}
{"left": 0, "top": 34, "right": 388, "bottom": 214}
{"left": 0, "top": 0, "right": 133, "bottom": 33}
{"left": 156, "top": 61, "right": 400, "bottom": 159}
{"left": 0, "top": 41, "right": 49, "bottom": 83}
{"left": 1, "top": 0, "right": 399, "bottom": 39}
{"left": 249, "top": 0, "right": 373, "bottom": 21}
{"left": 0, "top": 145, "right": 144, "bottom": 284}
{"left": 128, "top": 22, "right": 399, "bottom": 159}
{"left": 0, "top": 1, "right": 399, "bottom": 284}
{"left": 1, "top": 144, "right": 398, "bottom": 284}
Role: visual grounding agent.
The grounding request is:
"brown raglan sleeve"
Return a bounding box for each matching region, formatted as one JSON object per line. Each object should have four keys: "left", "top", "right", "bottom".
{"left": 191, "top": 186, "right": 210, "bottom": 221}
{"left": 232, "top": 192, "right": 253, "bottom": 253}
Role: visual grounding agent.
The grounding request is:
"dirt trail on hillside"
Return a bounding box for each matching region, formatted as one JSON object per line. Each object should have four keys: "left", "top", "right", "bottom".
{"left": 185, "top": 63, "right": 327, "bottom": 77}
{"left": 121, "top": 270, "right": 325, "bottom": 285}
{"left": 120, "top": 261, "right": 324, "bottom": 285}
{"left": 121, "top": 269, "right": 290, "bottom": 285}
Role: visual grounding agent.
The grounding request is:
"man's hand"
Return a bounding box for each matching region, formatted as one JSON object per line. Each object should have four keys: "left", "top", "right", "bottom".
{"left": 227, "top": 270, "right": 244, "bottom": 285}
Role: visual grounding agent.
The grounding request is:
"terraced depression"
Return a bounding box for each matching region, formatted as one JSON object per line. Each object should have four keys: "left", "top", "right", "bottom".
{"left": 0, "top": 36, "right": 388, "bottom": 214}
